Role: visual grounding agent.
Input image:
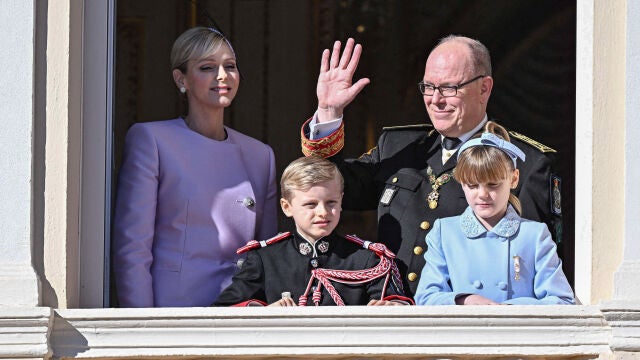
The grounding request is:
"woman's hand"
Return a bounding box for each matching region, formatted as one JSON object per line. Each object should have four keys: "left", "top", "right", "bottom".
{"left": 316, "top": 38, "right": 370, "bottom": 122}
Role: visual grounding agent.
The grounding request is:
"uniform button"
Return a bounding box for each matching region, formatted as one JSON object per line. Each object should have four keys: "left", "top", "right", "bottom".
{"left": 407, "top": 272, "right": 418, "bottom": 282}
{"left": 413, "top": 246, "right": 424, "bottom": 255}
{"left": 392, "top": 177, "right": 398, "bottom": 183}
{"left": 498, "top": 282, "right": 508, "bottom": 290}
{"left": 419, "top": 221, "right": 430, "bottom": 230}
{"left": 472, "top": 280, "right": 482, "bottom": 289}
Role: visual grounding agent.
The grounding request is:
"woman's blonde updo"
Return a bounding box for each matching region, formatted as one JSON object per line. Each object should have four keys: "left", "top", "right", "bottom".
{"left": 170, "top": 27, "right": 236, "bottom": 73}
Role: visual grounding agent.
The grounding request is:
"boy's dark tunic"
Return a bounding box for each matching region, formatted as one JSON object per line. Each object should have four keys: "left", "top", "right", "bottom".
{"left": 214, "top": 232, "right": 410, "bottom": 306}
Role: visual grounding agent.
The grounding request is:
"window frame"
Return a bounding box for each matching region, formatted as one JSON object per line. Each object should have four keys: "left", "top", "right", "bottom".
{"left": 78, "top": 1, "right": 595, "bottom": 307}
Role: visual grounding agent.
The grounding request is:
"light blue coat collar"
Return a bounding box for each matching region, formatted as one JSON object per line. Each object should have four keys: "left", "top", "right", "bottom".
{"left": 460, "top": 205, "right": 521, "bottom": 238}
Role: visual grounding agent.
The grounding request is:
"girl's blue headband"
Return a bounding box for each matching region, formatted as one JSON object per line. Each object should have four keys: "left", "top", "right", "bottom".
{"left": 457, "top": 132, "right": 526, "bottom": 168}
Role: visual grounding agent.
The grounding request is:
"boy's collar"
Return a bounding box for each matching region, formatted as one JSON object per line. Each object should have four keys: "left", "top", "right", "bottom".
{"left": 293, "top": 231, "right": 335, "bottom": 256}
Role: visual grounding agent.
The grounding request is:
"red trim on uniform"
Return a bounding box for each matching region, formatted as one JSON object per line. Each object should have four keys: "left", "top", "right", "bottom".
{"left": 382, "top": 295, "right": 415, "bottom": 305}
{"left": 236, "top": 232, "right": 292, "bottom": 254}
{"left": 300, "top": 118, "right": 344, "bottom": 158}
{"left": 231, "top": 299, "right": 268, "bottom": 307}
{"left": 301, "top": 131, "right": 344, "bottom": 151}
{"left": 301, "top": 127, "right": 344, "bottom": 149}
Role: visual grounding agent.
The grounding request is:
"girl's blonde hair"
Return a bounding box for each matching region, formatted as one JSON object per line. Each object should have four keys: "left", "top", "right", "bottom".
{"left": 281, "top": 156, "right": 344, "bottom": 201}
{"left": 454, "top": 121, "right": 522, "bottom": 214}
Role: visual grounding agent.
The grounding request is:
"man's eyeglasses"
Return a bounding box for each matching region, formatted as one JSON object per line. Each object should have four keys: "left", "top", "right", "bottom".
{"left": 418, "top": 75, "right": 486, "bottom": 97}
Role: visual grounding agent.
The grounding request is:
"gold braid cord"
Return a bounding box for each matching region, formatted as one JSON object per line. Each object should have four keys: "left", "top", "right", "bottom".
{"left": 300, "top": 118, "right": 344, "bottom": 158}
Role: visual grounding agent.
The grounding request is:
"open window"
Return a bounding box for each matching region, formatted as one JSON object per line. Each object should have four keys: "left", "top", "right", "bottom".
{"left": 81, "top": 0, "right": 577, "bottom": 307}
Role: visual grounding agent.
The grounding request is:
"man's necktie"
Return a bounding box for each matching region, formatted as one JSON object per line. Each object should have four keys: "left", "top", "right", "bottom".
{"left": 442, "top": 137, "right": 461, "bottom": 150}
{"left": 441, "top": 137, "right": 461, "bottom": 164}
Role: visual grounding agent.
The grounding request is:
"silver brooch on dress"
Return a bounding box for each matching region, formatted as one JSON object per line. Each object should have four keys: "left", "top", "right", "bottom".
{"left": 299, "top": 242, "right": 312, "bottom": 255}
{"left": 317, "top": 240, "right": 330, "bottom": 253}
{"left": 513, "top": 255, "right": 521, "bottom": 281}
{"left": 236, "top": 197, "right": 255, "bottom": 208}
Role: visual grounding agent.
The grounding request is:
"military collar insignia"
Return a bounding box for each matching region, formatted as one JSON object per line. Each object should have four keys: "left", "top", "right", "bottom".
{"left": 295, "top": 233, "right": 333, "bottom": 256}
{"left": 460, "top": 205, "right": 521, "bottom": 238}
{"left": 299, "top": 242, "right": 312, "bottom": 256}
{"left": 317, "top": 240, "right": 330, "bottom": 253}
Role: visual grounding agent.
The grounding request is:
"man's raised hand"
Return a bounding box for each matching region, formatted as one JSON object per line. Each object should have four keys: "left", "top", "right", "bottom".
{"left": 316, "top": 38, "right": 370, "bottom": 122}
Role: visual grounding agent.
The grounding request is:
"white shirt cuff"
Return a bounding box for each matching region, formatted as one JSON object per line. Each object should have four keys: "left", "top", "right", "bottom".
{"left": 309, "top": 111, "right": 343, "bottom": 140}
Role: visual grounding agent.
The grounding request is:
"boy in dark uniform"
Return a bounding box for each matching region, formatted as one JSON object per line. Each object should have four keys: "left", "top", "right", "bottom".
{"left": 214, "top": 156, "right": 412, "bottom": 307}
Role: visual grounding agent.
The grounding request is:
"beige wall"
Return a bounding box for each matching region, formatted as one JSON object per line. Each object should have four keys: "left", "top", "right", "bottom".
{"left": 591, "top": 0, "right": 626, "bottom": 303}
{"left": 39, "top": 0, "right": 84, "bottom": 309}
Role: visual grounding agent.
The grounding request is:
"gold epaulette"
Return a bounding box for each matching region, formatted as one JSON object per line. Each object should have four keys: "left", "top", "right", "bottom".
{"left": 301, "top": 118, "right": 344, "bottom": 158}
{"left": 382, "top": 124, "right": 432, "bottom": 131}
{"left": 508, "top": 131, "right": 557, "bottom": 153}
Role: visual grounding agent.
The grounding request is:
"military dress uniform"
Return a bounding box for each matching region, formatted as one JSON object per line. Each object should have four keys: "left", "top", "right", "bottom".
{"left": 301, "top": 119, "right": 562, "bottom": 297}
{"left": 213, "top": 231, "right": 412, "bottom": 306}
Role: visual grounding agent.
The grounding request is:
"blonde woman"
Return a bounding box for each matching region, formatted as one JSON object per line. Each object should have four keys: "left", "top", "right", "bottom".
{"left": 113, "top": 27, "right": 277, "bottom": 307}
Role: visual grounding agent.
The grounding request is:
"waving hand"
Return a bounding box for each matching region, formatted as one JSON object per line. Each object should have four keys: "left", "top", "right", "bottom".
{"left": 316, "top": 38, "right": 371, "bottom": 123}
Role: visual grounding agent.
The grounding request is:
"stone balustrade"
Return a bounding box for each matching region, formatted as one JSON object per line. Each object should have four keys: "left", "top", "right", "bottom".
{"left": 2, "top": 304, "right": 639, "bottom": 359}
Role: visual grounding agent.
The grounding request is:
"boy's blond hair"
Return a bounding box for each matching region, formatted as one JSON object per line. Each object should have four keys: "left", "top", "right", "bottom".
{"left": 280, "top": 156, "right": 344, "bottom": 201}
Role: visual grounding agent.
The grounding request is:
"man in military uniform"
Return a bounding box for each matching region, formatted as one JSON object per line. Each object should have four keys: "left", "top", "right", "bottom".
{"left": 300, "top": 35, "right": 562, "bottom": 297}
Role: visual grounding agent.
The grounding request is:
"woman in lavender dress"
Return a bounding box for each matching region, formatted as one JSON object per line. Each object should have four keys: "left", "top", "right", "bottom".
{"left": 113, "top": 27, "right": 277, "bottom": 307}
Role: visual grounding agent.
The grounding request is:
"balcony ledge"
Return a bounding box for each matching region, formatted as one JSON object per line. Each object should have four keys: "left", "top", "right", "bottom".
{"left": 4, "top": 304, "right": 640, "bottom": 359}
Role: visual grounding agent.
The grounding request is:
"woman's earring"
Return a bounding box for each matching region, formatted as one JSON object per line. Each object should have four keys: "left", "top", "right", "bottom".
{"left": 180, "top": 86, "right": 186, "bottom": 94}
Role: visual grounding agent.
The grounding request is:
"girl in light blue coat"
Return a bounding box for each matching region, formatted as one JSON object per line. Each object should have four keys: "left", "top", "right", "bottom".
{"left": 414, "top": 122, "right": 574, "bottom": 305}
